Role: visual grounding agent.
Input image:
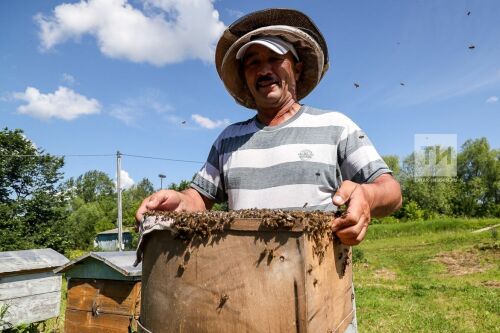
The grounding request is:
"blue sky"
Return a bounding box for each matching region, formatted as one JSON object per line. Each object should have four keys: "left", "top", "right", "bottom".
{"left": 1, "top": 0, "right": 499, "bottom": 189}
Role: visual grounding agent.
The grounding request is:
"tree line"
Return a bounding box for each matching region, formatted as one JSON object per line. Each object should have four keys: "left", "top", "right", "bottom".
{"left": 0, "top": 128, "right": 498, "bottom": 254}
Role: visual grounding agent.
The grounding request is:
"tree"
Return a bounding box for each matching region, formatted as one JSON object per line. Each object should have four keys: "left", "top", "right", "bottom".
{"left": 455, "top": 138, "right": 499, "bottom": 216}
{"left": 168, "top": 180, "right": 191, "bottom": 192}
{"left": 65, "top": 200, "right": 115, "bottom": 249}
{"left": 121, "top": 178, "right": 155, "bottom": 229}
{"left": 382, "top": 155, "right": 401, "bottom": 180}
{"left": 398, "top": 152, "right": 457, "bottom": 219}
{"left": 126, "top": 178, "right": 154, "bottom": 202}
{"left": 0, "top": 128, "right": 67, "bottom": 251}
{"left": 69, "top": 170, "right": 115, "bottom": 203}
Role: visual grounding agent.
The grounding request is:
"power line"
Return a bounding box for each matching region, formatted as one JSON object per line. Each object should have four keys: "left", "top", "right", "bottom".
{"left": 62, "top": 154, "right": 115, "bottom": 157}
{"left": 0, "top": 154, "right": 114, "bottom": 158}
{"left": 0, "top": 153, "right": 204, "bottom": 164}
{"left": 121, "top": 153, "right": 204, "bottom": 164}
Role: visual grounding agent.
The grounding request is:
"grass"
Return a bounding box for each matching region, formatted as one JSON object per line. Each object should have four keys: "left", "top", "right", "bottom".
{"left": 354, "top": 218, "right": 500, "bottom": 333}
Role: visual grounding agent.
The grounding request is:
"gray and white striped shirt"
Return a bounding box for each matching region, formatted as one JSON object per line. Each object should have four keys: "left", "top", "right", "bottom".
{"left": 191, "top": 105, "right": 391, "bottom": 211}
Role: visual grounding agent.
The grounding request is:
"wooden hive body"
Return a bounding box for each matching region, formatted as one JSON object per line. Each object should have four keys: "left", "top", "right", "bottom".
{"left": 0, "top": 249, "right": 68, "bottom": 329}
{"left": 140, "top": 219, "right": 354, "bottom": 333}
{"left": 55, "top": 251, "right": 142, "bottom": 333}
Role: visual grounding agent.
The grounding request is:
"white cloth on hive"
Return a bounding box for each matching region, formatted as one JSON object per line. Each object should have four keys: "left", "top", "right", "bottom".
{"left": 134, "top": 215, "right": 174, "bottom": 266}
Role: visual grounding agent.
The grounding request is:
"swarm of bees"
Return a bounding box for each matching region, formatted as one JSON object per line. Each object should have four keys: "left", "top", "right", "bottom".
{"left": 146, "top": 208, "right": 347, "bottom": 262}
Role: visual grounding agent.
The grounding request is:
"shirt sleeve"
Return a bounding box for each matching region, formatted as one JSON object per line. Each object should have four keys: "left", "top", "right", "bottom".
{"left": 190, "top": 141, "right": 227, "bottom": 203}
{"left": 337, "top": 115, "right": 392, "bottom": 184}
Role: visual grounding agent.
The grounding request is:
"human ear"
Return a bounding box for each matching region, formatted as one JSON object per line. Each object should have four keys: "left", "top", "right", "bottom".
{"left": 294, "top": 62, "right": 303, "bottom": 81}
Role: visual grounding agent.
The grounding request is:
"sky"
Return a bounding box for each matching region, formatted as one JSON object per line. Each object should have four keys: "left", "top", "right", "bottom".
{"left": 1, "top": 0, "right": 499, "bottom": 190}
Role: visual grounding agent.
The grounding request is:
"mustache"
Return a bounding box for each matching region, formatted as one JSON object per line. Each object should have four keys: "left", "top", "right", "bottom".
{"left": 256, "top": 75, "right": 279, "bottom": 86}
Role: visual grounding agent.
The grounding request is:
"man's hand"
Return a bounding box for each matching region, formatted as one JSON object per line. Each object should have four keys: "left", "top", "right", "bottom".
{"left": 135, "top": 188, "right": 213, "bottom": 229}
{"left": 331, "top": 174, "right": 402, "bottom": 245}
{"left": 331, "top": 180, "right": 372, "bottom": 246}
{"left": 136, "top": 190, "right": 182, "bottom": 223}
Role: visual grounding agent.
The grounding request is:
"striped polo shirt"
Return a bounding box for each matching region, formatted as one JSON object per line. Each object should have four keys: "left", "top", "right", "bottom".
{"left": 191, "top": 105, "right": 391, "bottom": 211}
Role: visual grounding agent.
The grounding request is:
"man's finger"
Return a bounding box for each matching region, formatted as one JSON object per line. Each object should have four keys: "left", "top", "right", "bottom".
{"left": 331, "top": 215, "right": 357, "bottom": 232}
{"left": 333, "top": 181, "right": 359, "bottom": 206}
{"left": 336, "top": 213, "right": 368, "bottom": 238}
{"left": 356, "top": 224, "right": 368, "bottom": 242}
{"left": 339, "top": 224, "right": 368, "bottom": 246}
{"left": 135, "top": 197, "right": 153, "bottom": 225}
{"left": 336, "top": 217, "right": 369, "bottom": 245}
{"left": 135, "top": 191, "right": 169, "bottom": 224}
{"left": 336, "top": 219, "right": 365, "bottom": 240}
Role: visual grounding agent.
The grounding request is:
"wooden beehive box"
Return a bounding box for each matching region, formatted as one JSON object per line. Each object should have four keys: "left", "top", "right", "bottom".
{"left": 55, "top": 251, "right": 142, "bottom": 333}
{"left": 0, "top": 248, "right": 69, "bottom": 330}
{"left": 139, "top": 215, "right": 354, "bottom": 333}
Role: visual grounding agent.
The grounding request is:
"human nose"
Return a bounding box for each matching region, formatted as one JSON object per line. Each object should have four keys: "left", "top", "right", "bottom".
{"left": 256, "top": 61, "right": 273, "bottom": 76}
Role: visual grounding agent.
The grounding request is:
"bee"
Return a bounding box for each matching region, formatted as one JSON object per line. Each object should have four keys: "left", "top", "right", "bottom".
{"left": 217, "top": 294, "right": 229, "bottom": 310}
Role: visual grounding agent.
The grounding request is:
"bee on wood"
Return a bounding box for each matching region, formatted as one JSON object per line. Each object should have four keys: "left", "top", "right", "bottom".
{"left": 217, "top": 294, "right": 229, "bottom": 310}
{"left": 342, "top": 248, "right": 351, "bottom": 275}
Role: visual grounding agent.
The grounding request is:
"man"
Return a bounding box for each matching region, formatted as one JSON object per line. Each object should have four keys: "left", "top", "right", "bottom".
{"left": 136, "top": 8, "right": 401, "bottom": 332}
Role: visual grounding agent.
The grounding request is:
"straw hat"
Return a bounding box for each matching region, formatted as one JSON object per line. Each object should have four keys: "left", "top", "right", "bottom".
{"left": 215, "top": 8, "right": 329, "bottom": 109}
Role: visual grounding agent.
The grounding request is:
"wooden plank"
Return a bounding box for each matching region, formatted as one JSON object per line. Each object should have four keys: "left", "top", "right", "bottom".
{"left": 65, "top": 309, "right": 132, "bottom": 333}
{"left": 304, "top": 237, "right": 354, "bottom": 333}
{"left": 0, "top": 291, "right": 61, "bottom": 328}
{"left": 0, "top": 272, "right": 62, "bottom": 301}
{"left": 141, "top": 229, "right": 306, "bottom": 333}
{"left": 0, "top": 249, "right": 68, "bottom": 275}
{"left": 67, "top": 279, "right": 140, "bottom": 316}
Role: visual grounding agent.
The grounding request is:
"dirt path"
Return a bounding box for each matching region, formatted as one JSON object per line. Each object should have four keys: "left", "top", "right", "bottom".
{"left": 471, "top": 223, "right": 500, "bottom": 233}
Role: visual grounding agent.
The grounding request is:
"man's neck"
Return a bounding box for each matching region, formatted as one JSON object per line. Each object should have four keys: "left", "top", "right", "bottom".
{"left": 256, "top": 100, "right": 302, "bottom": 126}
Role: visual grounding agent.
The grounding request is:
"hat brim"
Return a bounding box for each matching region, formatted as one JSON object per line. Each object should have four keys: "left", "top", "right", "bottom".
{"left": 215, "top": 9, "right": 329, "bottom": 110}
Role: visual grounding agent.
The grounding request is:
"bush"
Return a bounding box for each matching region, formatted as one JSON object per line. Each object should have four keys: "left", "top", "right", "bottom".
{"left": 352, "top": 247, "right": 367, "bottom": 264}
{"left": 400, "top": 201, "right": 424, "bottom": 221}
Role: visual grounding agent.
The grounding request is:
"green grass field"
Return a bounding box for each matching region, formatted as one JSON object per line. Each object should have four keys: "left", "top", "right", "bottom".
{"left": 354, "top": 218, "right": 500, "bottom": 333}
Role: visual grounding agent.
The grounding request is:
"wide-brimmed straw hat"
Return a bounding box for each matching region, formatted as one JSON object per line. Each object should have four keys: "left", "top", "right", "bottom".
{"left": 215, "top": 8, "right": 329, "bottom": 109}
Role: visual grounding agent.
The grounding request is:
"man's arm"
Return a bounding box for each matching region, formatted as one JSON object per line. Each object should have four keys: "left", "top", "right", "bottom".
{"left": 135, "top": 188, "right": 214, "bottom": 226}
{"left": 331, "top": 174, "right": 402, "bottom": 245}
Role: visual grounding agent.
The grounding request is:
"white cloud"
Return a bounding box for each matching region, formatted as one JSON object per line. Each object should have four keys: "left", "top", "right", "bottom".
{"left": 191, "top": 114, "right": 230, "bottom": 129}
{"left": 109, "top": 90, "right": 173, "bottom": 126}
{"left": 36, "top": 0, "right": 226, "bottom": 66}
{"left": 13, "top": 86, "right": 101, "bottom": 120}
{"left": 118, "top": 169, "right": 135, "bottom": 190}
{"left": 486, "top": 96, "right": 498, "bottom": 103}
{"left": 61, "top": 73, "right": 76, "bottom": 85}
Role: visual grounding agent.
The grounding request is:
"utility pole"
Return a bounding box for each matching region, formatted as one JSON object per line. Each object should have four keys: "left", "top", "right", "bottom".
{"left": 116, "top": 151, "right": 123, "bottom": 251}
{"left": 159, "top": 174, "right": 166, "bottom": 189}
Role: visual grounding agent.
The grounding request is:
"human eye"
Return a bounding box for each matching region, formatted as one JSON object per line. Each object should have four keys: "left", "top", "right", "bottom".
{"left": 270, "top": 56, "right": 284, "bottom": 63}
{"left": 244, "top": 57, "right": 259, "bottom": 67}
